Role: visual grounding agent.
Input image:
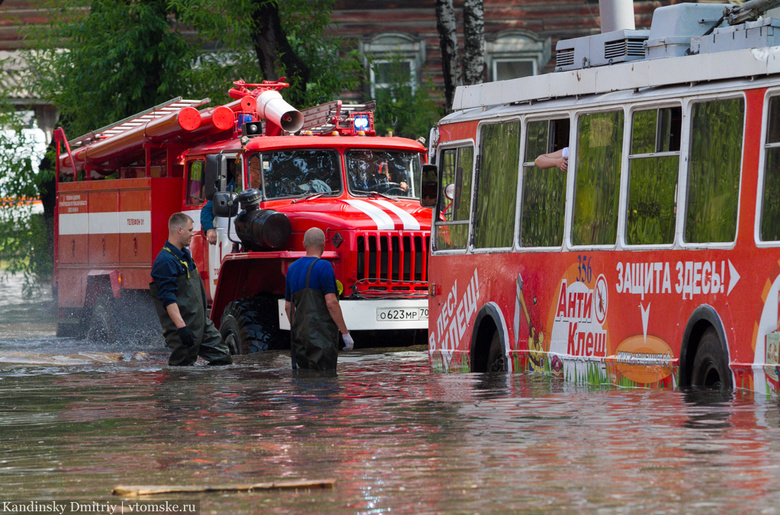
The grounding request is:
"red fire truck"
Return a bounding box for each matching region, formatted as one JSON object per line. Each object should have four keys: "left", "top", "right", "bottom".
{"left": 54, "top": 80, "right": 431, "bottom": 353}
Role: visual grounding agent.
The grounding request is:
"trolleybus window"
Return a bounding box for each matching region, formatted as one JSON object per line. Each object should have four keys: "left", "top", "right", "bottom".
{"left": 435, "top": 145, "right": 473, "bottom": 250}
{"left": 572, "top": 110, "right": 623, "bottom": 246}
{"left": 474, "top": 121, "right": 520, "bottom": 249}
{"left": 760, "top": 96, "right": 780, "bottom": 241}
{"left": 521, "top": 119, "right": 569, "bottom": 247}
{"left": 685, "top": 98, "right": 744, "bottom": 243}
{"left": 626, "top": 106, "right": 681, "bottom": 245}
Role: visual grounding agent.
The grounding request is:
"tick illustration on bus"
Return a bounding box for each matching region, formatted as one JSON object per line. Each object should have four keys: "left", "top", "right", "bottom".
{"left": 422, "top": 0, "right": 780, "bottom": 394}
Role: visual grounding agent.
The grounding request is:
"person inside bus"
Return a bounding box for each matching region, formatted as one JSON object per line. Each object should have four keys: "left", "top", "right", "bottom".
{"left": 201, "top": 157, "right": 245, "bottom": 245}
{"left": 534, "top": 147, "right": 569, "bottom": 171}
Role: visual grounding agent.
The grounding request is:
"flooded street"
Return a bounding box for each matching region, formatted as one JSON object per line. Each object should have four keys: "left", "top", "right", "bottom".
{"left": 2, "top": 274, "right": 780, "bottom": 513}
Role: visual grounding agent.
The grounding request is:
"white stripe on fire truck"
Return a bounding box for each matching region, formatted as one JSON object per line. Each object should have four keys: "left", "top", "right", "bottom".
{"left": 58, "top": 211, "right": 152, "bottom": 235}
{"left": 58, "top": 213, "right": 89, "bottom": 235}
{"left": 89, "top": 211, "right": 120, "bottom": 234}
{"left": 370, "top": 199, "right": 420, "bottom": 231}
{"left": 344, "top": 199, "right": 395, "bottom": 230}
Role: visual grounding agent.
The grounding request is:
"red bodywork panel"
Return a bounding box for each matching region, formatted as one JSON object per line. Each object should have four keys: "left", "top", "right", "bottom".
{"left": 53, "top": 83, "right": 432, "bottom": 330}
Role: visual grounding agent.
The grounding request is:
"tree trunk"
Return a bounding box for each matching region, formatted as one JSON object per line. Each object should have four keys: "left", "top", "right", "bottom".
{"left": 435, "top": 0, "right": 461, "bottom": 113}
{"left": 249, "top": 0, "right": 309, "bottom": 88}
{"left": 462, "top": 0, "right": 485, "bottom": 86}
{"left": 38, "top": 144, "right": 56, "bottom": 276}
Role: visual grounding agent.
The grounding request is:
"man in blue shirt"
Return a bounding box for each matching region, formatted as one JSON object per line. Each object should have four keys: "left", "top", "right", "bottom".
{"left": 285, "top": 227, "right": 353, "bottom": 371}
{"left": 150, "top": 213, "right": 232, "bottom": 366}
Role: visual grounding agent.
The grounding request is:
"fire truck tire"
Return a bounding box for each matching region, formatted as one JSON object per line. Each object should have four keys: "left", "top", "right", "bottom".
{"left": 691, "top": 328, "right": 732, "bottom": 390}
{"left": 86, "top": 293, "right": 119, "bottom": 344}
{"left": 57, "top": 319, "right": 86, "bottom": 338}
{"left": 220, "top": 297, "right": 284, "bottom": 355}
{"left": 486, "top": 331, "right": 507, "bottom": 372}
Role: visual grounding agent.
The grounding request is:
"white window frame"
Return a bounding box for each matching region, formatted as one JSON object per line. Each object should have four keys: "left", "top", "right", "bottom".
{"left": 369, "top": 59, "right": 417, "bottom": 98}
{"left": 360, "top": 33, "right": 425, "bottom": 99}
{"left": 486, "top": 30, "right": 551, "bottom": 82}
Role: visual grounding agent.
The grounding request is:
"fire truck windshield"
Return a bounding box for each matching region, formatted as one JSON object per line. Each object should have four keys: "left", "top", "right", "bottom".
{"left": 255, "top": 150, "right": 342, "bottom": 199}
{"left": 346, "top": 150, "right": 421, "bottom": 198}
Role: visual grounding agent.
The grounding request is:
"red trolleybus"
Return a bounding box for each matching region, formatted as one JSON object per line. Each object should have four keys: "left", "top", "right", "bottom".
{"left": 424, "top": 2, "right": 780, "bottom": 393}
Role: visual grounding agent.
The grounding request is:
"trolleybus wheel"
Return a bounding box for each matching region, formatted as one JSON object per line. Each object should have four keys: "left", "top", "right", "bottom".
{"left": 691, "top": 328, "right": 731, "bottom": 390}
{"left": 220, "top": 296, "right": 284, "bottom": 355}
{"left": 486, "top": 331, "right": 507, "bottom": 372}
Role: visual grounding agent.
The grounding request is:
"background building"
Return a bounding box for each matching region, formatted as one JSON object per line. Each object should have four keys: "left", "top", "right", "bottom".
{"left": 1, "top": 0, "right": 671, "bottom": 143}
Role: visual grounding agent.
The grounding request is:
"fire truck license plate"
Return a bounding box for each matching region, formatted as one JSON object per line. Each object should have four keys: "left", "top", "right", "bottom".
{"left": 376, "top": 307, "right": 429, "bottom": 321}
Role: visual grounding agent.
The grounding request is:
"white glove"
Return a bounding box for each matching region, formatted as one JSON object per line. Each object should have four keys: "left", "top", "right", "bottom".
{"left": 342, "top": 332, "right": 354, "bottom": 351}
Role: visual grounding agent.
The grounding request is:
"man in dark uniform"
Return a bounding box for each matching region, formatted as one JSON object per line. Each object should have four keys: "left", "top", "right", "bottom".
{"left": 150, "top": 213, "right": 233, "bottom": 366}
{"left": 284, "top": 227, "right": 353, "bottom": 371}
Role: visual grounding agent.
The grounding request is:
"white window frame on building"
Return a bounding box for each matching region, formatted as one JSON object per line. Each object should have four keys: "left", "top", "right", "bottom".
{"left": 360, "top": 33, "right": 425, "bottom": 98}
{"left": 486, "top": 30, "right": 551, "bottom": 82}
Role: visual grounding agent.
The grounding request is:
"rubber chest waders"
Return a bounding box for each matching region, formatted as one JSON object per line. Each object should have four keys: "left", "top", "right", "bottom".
{"left": 150, "top": 246, "right": 231, "bottom": 366}
{"left": 290, "top": 259, "right": 339, "bottom": 371}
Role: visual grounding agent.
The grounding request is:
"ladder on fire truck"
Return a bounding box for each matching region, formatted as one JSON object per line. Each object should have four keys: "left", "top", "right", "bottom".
{"left": 67, "top": 97, "right": 211, "bottom": 149}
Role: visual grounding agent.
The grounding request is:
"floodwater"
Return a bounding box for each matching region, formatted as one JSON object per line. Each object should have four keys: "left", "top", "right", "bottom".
{"left": 2, "top": 274, "right": 780, "bottom": 513}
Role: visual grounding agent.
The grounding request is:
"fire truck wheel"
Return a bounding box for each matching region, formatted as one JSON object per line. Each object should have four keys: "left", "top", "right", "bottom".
{"left": 486, "top": 331, "right": 507, "bottom": 373}
{"left": 86, "top": 293, "right": 119, "bottom": 344}
{"left": 220, "top": 297, "right": 284, "bottom": 355}
{"left": 691, "top": 328, "right": 731, "bottom": 390}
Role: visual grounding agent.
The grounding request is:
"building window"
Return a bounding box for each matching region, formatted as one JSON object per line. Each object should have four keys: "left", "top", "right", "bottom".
{"left": 486, "top": 31, "right": 551, "bottom": 81}
{"left": 494, "top": 59, "right": 535, "bottom": 81}
{"left": 371, "top": 59, "right": 415, "bottom": 97}
{"left": 361, "top": 33, "right": 425, "bottom": 98}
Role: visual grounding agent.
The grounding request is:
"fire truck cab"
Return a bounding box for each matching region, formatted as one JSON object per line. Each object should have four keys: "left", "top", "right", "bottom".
{"left": 54, "top": 80, "right": 431, "bottom": 352}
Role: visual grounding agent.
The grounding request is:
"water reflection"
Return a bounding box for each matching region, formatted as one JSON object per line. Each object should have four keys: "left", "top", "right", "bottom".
{"left": 3, "top": 276, "right": 780, "bottom": 511}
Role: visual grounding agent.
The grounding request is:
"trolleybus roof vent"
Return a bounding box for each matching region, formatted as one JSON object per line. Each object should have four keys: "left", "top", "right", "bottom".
{"left": 554, "top": 3, "right": 763, "bottom": 71}
{"left": 555, "top": 30, "right": 648, "bottom": 71}
{"left": 604, "top": 37, "right": 646, "bottom": 60}
{"left": 555, "top": 48, "right": 574, "bottom": 68}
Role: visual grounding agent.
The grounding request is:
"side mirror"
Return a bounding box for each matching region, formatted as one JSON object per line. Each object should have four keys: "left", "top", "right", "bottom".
{"left": 204, "top": 155, "right": 219, "bottom": 201}
{"left": 213, "top": 191, "right": 239, "bottom": 218}
{"left": 420, "top": 164, "right": 438, "bottom": 208}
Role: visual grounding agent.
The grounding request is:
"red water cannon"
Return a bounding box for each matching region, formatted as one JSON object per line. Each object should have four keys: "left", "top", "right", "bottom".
{"left": 228, "top": 79, "right": 304, "bottom": 136}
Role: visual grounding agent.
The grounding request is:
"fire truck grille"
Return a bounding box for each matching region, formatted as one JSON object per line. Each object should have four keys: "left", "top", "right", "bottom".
{"left": 355, "top": 232, "right": 429, "bottom": 297}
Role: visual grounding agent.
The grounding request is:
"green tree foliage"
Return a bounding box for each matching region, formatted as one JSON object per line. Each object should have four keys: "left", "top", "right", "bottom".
{"left": 27, "top": 0, "right": 364, "bottom": 137}
{"left": 0, "top": 98, "right": 52, "bottom": 293}
{"left": 172, "top": 0, "right": 363, "bottom": 109}
{"left": 371, "top": 57, "right": 443, "bottom": 140}
{"left": 10, "top": 0, "right": 364, "bottom": 290}
{"left": 281, "top": 0, "right": 364, "bottom": 108}
{"left": 28, "top": 0, "right": 199, "bottom": 138}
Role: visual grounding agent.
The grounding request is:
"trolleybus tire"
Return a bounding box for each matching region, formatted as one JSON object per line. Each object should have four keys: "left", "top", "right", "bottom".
{"left": 691, "top": 328, "right": 731, "bottom": 390}
{"left": 486, "top": 331, "right": 507, "bottom": 372}
{"left": 219, "top": 296, "right": 284, "bottom": 355}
